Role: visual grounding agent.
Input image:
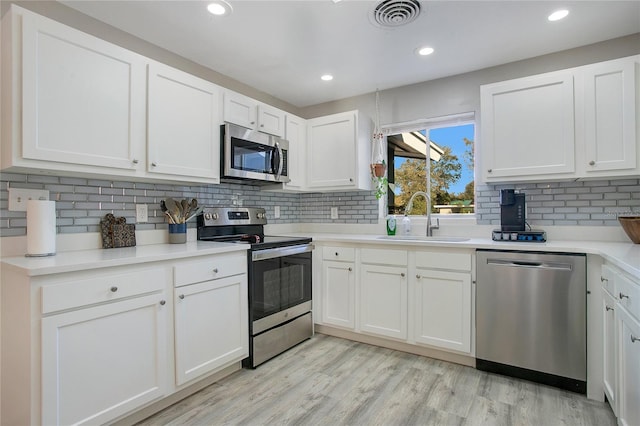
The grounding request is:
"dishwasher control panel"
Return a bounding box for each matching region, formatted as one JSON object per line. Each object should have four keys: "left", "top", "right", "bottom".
{"left": 492, "top": 229, "right": 547, "bottom": 242}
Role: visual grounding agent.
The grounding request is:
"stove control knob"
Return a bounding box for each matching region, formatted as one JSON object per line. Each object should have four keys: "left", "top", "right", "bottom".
{"left": 212, "top": 213, "right": 219, "bottom": 220}
{"left": 204, "top": 213, "right": 212, "bottom": 220}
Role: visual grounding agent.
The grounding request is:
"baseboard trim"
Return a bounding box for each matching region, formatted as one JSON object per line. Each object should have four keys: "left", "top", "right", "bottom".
{"left": 315, "top": 324, "right": 475, "bottom": 368}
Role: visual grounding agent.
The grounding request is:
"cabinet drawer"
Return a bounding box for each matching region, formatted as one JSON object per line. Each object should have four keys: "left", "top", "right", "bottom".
{"left": 174, "top": 252, "right": 247, "bottom": 287}
{"left": 361, "top": 248, "right": 407, "bottom": 266}
{"left": 617, "top": 273, "right": 640, "bottom": 321}
{"left": 42, "top": 268, "right": 166, "bottom": 314}
{"left": 416, "top": 251, "right": 471, "bottom": 271}
{"left": 322, "top": 246, "right": 356, "bottom": 262}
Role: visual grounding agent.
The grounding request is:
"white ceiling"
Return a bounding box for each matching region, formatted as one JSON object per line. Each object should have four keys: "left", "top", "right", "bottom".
{"left": 59, "top": 0, "right": 640, "bottom": 108}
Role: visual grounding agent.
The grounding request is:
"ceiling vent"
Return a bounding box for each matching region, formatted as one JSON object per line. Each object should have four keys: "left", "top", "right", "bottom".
{"left": 371, "top": 0, "right": 422, "bottom": 28}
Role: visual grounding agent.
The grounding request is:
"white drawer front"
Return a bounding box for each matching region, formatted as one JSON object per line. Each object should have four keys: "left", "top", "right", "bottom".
{"left": 174, "top": 252, "right": 247, "bottom": 287}
{"left": 322, "top": 246, "right": 356, "bottom": 262}
{"left": 42, "top": 268, "right": 166, "bottom": 314}
{"left": 601, "top": 264, "right": 617, "bottom": 296}
{"left": 416, "top": 251, "right": 471, "bottom": 271}
{"left": 617, "top": 273, "right": 640, "bottom": 321}
{"left": 361, "top": 248, "right": 407, "bottom": 266}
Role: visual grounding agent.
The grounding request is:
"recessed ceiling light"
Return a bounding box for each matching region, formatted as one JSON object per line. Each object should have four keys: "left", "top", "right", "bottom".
{"left": 548, "top": 9, "right": 569, "bottom": 21}
{"left": 321, "top": 74, "right": 334, "bottom": 81}
{"left": 417, "top": 46, "right": 434, "bottom": 56}
{"left": 207, "top": 1, "right": 232, "bottom": 16}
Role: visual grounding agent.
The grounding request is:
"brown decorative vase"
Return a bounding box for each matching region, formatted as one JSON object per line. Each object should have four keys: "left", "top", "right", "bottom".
{"left": 619, "top": 216, "right": 640, "bottom": 244}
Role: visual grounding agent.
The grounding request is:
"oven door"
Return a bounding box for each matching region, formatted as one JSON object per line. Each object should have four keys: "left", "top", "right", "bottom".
{"left": 250, "top": 243, "right": 313, "bottom": 324}
{"left": 223, "top": 123, "right": 289, "bottom": 183}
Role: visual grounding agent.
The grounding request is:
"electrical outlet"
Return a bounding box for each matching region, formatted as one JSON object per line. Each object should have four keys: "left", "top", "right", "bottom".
{"left": 8, "top": 188, "right": 50, "bottom": 211}
{"left": 136, "top": 204, "right": 148, "bottom": 223}
{"left": 331, "top": 207, "right": 338, "bottom": 219}
{"left": 274, "top": 206, "right": 281, "bottom": 219}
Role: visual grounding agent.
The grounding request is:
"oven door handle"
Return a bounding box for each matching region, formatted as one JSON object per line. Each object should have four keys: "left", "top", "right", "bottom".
{"left": 252, "top": 243, "right": 315, "bottom": 261}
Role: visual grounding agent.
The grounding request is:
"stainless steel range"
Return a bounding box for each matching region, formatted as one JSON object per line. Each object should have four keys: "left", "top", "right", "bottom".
{"left": 197, "top": 207, "right": 313, "bottom": 368}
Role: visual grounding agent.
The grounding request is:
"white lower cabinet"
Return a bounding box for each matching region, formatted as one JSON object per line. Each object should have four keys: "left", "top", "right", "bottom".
{"left": 174, "top": 274, "right": 248, "bottom": 386}
{"left": 359, "top": 263, "right": 408, "bottom": 340}
{"left": 413, "top": 268, "right": 471, "bottom": 353}
{"left": 602, "top": 288, "right": 618, "bottom": 414}
{"left": 617, "top": 306, "right": 640, "bottom": 426}
{"left": 41, "top": 292, "right": 169, "bottom": 425}
{"left": 321, "top": 246, "right": 357, "bottom": 329}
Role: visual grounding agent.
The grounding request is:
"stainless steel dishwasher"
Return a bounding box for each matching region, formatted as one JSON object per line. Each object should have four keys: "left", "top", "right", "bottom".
{"left": 476, "top": 250, "right": 587, "bottom": 393}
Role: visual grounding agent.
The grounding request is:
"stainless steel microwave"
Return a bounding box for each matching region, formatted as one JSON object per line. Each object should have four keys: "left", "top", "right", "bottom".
{"left": 221, "top": 123, "right": 290, "bottom": 184}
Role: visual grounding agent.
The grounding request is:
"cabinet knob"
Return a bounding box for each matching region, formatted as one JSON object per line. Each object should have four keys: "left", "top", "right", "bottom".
{"left": 487, "top": 169, "right": 492, "bottom": 173}
{"left": 335, "top": 252, "right": 339, "bottom": 256}
{"left": 110, "top": 286, "right": 118, "bottom": 292}
{"left": 348, "top": 267, "right": 352, "bottom": 272}
{"left": 251, "top": 121, "right": 255, "bottom": 125}
{"left": 632, "top": 335, "right": 639, "bottom": 343}
{"left": 416, "top": 274, "right": 421, "bottom": 279}
{"left": 160, "top": 300, "right": 166, "bottom": 306}
{"left": 151, "top": 162, "right": 157, "bottom": 167}
{"left": 589, "top": 160, "right": 595, "bottom": 166}
{"left": 260, "top": 124, "right": 264, "bottom": 127}
{"left": 213, "top": 268, "right": 219, "bottom": 273}
{"left": 132, "top": 159, "right": 139, "bottom": 164}
{"left": 601, "top": 277, "right": 608, "bottom": 282}
{"left": 179, "top": 294, "right": 185, "bottom": 300}
{"left": 400, "top": 273, "right": 405, "bottom": 277}
{"left": 619, "top": 292, "right": 629, "bottom": 300}
{"left": 349, "top": 178, "right": 354, "bottom": 182}
{"left": 606, "top": 305, "right": 614, "bottom": 312}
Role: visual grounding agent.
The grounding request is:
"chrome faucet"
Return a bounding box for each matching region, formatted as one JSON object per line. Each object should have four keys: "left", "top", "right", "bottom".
{"left": 405, "top": 191, "right": 440, "bottom": 236}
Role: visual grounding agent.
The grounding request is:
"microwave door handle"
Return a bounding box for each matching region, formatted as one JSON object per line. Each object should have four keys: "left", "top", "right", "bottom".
{"left": 274, "top": 140, "right": 284, "bottom": 179}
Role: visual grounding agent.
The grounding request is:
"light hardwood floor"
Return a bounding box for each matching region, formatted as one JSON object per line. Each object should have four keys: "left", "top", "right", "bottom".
{"left": 138, "top": 334, "right": 615, "bottom": 426}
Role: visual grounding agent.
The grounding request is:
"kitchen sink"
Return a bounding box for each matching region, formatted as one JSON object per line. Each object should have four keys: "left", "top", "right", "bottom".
{"left": 376, "top": 235, "right": 470, "bottom": 242}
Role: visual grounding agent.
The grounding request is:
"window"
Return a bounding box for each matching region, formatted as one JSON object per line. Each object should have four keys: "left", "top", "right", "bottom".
{"left": 384, "top": 114, "right": 475, "bottom": 216}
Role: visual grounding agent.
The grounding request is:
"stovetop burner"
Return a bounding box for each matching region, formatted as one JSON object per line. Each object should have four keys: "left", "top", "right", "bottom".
{"left": 196, "top": 206, "right": 311, "bottom": 250}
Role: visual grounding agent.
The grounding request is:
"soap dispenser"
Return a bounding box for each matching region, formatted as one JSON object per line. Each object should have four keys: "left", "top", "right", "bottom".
{"left": 401, "top": 215, "right": 411, "bottom": 235}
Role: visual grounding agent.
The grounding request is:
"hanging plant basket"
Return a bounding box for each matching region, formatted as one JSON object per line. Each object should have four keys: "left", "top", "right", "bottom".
{"left": 370, "top": 163, "right": 386, "bottom": 178}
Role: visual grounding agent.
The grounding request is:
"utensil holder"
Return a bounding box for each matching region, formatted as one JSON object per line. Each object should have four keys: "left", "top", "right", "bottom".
{"left": 168, "top": 223, "right": 187, "bottom": 244}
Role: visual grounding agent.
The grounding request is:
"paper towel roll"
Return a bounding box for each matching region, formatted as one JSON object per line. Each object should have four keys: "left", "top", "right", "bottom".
{"left": 26, "top": 200, "right": 56, "bottom": 257}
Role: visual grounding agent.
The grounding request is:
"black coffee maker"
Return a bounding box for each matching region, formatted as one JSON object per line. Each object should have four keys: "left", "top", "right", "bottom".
{"left": 500, "top": 189, "right": 525, "bottom": 232}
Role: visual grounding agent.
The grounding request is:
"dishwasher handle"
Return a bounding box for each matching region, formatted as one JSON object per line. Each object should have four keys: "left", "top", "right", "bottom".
{"left": 486, "top": 258, "right": 573, "bottom": 271}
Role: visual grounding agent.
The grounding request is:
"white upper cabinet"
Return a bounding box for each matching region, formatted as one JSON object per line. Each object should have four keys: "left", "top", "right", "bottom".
{"left": 481, "top": 71, "right": 576, "bottom": 181}
{"left": 147, "top": 62, "right": 221, "bottom": 182}
{"left": 2, "top": 5, "right": 146, "bottom": 174}
{"left": 306, "top": 110, "right": 372, "bottom": 191}
{"left": 580, "top": 56, "right": 638, "bottom": 176}
{"left": 222, "top": 90, "right": 285, "bottom": 136}
{"left": 481, "top": 55, "right": 640, "bottom": 183}
{"left": 282, "top": 114, "right": 307, "bottom": 190}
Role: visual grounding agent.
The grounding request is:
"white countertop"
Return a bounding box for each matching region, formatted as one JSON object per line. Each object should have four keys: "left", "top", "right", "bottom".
{"left": 1, "top": 241, "right": 249, "bottom": 276}
{"left": 296, "top": 233, "right": 640, "bottom": 279}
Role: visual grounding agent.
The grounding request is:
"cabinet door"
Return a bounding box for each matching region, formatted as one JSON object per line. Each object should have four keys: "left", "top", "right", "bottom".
{"left": 359, "top": 264, "right": 408, "bottom": 340}
{"left": 414, "top": 268, "right": 471, "bottom": 353}
{"left": 21, "top": 10, "right": 145, "bottom": 171}
{"left": 603, "top": 290, "right": 618, "bottom": 415}
{"left": 174, "top": 274, "right": 248, "bottom": 386}
{"left": 283, "top": 114, "right": 307, "bottom": 190}
{"left": 147, "top": 62, "right": 221, "bottom": 181}
{"left": 307, "top": 112, "right": 357, "bottom": 189}
{"left": 617, "top": 306, "right": 640, "bottom": 426}
{"left": 257, "top": 104, "right": 285, "bottom": 137}
{"left": 41, "top": 293, "right": 168, "bottom": 426}
{"left": 322, "top": 261, "right": 356, "bottom": 329}
{"left": 223, "top": 91, "right": 257, "bottom": 129}
{"left": 481, "top": 71, "right": 575, "bottom": 180}
{"left": 583, "top": 57, "right": 638, "bottom": 174}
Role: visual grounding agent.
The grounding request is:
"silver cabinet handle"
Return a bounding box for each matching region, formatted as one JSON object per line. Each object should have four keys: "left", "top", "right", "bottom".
{"left": 250, "top": 121, "right": 255, "bottom": 125}
{"left": 632, "top": 335, "right": 639, "bottom": 343}
{"left": 620, "top": 292, "right": 629, "bottom": 300}
{"left": 110, "top": 286, "right": 118, "bottom": 292}
{"left": 132, "top": 159, "right": 139, "bottom": 164}
{"left": 416, "top": 274, "right": 421, "bottom": 279}
{"left": 601, "top": 276, "right": 608, "bottom": 282}
{"left": 348, "top": 267, "right": 352, "bottom": 272}
{"left": 401, "top": 273, "right": 405, "bottom": 277}
{"left": 349, "top": 178, "right": 354, "bottom": 182}
{"left": 151, "top": 162, "right": 157, "bottom": 167}
{"left": 179, "top": 294, "right": 185, "bottom": 300}
{"left": 589, "top": 160, "right": 595, "bottom": 166}
{"left": 260, "top": 124, "right": 264, "bottom": 127}
{"left": 213, "top": 268, "right": 219, "bottom": 273}
{"left": 160, "top": 300, "right": 166, "bottom": 306}
{"left": 606, "top": 305, "right": 614, "bottom": 312}
{"left": 487, "top": 169, "right": 492, "bottom": 173}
